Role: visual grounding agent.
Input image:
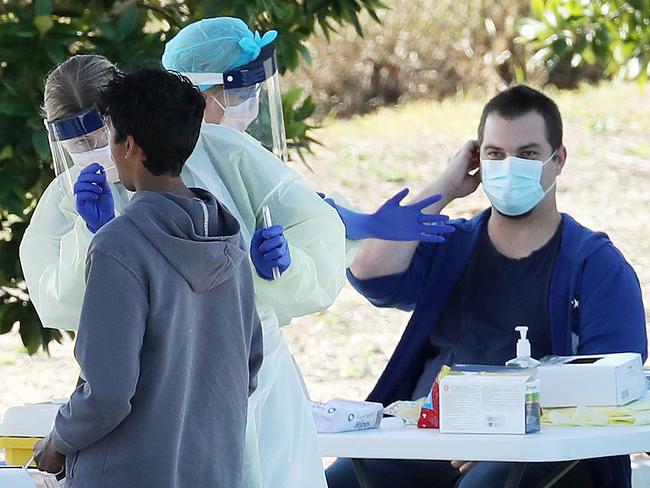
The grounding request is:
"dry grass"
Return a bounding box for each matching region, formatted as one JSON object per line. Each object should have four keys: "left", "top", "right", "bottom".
{"left": 283, "top": 0, "right": 541, "bottom": 119}
{"left": 1, "top": 81, "right": 648, "bottom": 424}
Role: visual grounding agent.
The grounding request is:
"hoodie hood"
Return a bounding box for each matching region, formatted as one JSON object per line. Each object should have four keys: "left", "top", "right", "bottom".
{"left": 124, "top": 189, "right": 247, "bottom": 292}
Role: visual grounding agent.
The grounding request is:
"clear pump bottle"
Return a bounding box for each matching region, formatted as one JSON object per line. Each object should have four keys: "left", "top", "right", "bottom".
{"left": 506, "top": 326, "right": 541, "bottom": 369}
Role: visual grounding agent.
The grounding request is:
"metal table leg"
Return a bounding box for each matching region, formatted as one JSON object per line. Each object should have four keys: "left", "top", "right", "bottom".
{"left": 351, "top": 458, "right": 375, "bottom": 488}
{"left": 505, "top": 462, "right": 527, "bottom": 488}
{"left": 534, "top": 460, "right": 580, "bottom": 488}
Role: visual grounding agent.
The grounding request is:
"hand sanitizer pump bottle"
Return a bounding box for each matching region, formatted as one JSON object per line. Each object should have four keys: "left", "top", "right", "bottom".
{"left": 506, "top": 326, "right": 541, "bottom": 369}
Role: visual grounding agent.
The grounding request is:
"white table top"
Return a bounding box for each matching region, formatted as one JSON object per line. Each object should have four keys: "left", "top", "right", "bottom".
{"left": 318, "top": 424, "right": 650, "bottom": 463}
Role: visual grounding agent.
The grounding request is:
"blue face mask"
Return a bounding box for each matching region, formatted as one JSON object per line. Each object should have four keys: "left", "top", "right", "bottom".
{"left": 481, "top": 151, "right": 557, "bottom": 217}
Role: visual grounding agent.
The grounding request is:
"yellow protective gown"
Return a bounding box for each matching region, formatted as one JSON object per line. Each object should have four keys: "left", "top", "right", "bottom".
{"left": 19, "top": 123, "right": 348, "bottom": 488}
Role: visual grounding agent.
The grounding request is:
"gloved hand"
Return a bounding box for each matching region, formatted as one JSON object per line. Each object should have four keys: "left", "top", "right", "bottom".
{"left": 250, "top": 224, "right": 291, "bottom": 280}
{"left": 321, "top": 188, "right": 455, "bottom": 242}
{"left": 74, "top": 163, "right": 115, "bottom": 234}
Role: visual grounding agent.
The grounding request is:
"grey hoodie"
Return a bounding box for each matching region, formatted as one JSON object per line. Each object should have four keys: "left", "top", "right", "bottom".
{"left": 51, "top": 189, "right": 263, "bottom": 488}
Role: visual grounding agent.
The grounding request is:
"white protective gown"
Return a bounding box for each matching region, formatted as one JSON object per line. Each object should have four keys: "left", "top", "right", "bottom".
{"left": 19, "top": 123, "right": 349, "bottom": 488}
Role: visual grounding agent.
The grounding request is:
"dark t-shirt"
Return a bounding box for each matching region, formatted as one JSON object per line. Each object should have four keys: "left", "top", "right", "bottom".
{"left": 411, "top": 221, "right": 563, "bottom": 399}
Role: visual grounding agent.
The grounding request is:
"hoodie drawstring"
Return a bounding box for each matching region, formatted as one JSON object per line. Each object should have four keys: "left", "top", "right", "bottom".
{"left": 194, "top": 197, "right": 210, "bottom": 237}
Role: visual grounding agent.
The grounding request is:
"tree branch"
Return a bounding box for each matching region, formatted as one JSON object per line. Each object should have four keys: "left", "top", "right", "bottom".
{"left": 135, "top": 1, "right": 184, "bottom": 28}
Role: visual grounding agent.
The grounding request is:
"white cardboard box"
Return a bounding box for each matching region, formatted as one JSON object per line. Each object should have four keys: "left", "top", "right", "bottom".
{"left": 537, "top": 352, "right": 645, "bottom": 408}
{"left": 439, "top": 374, "right": 541, "bottom": 435}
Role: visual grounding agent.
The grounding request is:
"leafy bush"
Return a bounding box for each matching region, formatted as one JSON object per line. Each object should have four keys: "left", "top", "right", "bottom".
{"left": 518, "top": 0, "right": 648, "bottom": 84}
{"left": 0, "top": 0, "right": 383, "bottom": 353}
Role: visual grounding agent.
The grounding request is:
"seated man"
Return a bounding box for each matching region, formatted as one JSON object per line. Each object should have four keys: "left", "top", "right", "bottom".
{"left": 326, "top": 85, "right": 647, "bottom": 488}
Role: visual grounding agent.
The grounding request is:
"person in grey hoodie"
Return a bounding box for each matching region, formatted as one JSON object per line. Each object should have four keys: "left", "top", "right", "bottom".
{"left": 33, "top": 68, "right": 264, "bottom": 488}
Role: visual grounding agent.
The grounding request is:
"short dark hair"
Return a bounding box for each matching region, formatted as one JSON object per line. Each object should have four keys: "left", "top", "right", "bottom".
{"left": 97, "top": 68, "right": 206, "bottom": 176}
{"left": 477, "top": 85, "right": 563, "bottom": 150}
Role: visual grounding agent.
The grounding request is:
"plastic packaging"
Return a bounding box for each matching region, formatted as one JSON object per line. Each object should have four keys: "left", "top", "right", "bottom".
{"left": 28, "top": 470, "right": 63, "bottom": 488}
{"left": 417, "top": 365, "right": 451, "bottom": 429}
{"left": 309, "top": 399, "right": 383, "bottom": 433}
{"left": 384, "top": 398, "right": 425, "bottom": 425}
{"left": 542, "top": 396, "right": 650, "bottom": 426}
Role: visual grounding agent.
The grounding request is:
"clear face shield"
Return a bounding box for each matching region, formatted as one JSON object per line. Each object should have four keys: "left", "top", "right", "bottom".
{"left": 183, "top": 43, "right": 288, "bottom": 161}
{"left": 45, "top": 108, "right": 118, "bottom": 198}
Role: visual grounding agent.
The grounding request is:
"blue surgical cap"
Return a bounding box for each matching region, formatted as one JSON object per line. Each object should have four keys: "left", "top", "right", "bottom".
{"left": 162, "top": 17, "right": 278, "bottom": 91}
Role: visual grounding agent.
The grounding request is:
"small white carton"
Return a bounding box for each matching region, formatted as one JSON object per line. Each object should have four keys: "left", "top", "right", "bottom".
{"left": 537, "top": 353, "right": 645, "bottom": 408}
{"left": 439, "top": 374, "right": 541, "bottom": 435}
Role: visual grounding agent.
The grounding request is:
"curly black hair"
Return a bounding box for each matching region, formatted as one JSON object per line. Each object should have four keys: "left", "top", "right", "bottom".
{"left": 97, "top": 68, "right": 206, "bottom": 176}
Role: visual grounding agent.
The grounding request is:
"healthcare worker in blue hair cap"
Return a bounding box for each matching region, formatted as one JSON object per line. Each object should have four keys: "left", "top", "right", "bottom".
{"left": 163, "top": 17, "right": 287, "bottom": 160}
{"left": 160, "top": 17, "right": 454, "bottom": 488}
{"left": 162, "top": 18, "right": 339, "bottom": 488}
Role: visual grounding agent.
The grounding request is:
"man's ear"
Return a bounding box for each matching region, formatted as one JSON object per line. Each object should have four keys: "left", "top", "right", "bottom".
{"left": 125, "top": 135, "right": 144, "bottom": 162}
{"left": 555, "top": 145, "right": 567, "bottom": 175}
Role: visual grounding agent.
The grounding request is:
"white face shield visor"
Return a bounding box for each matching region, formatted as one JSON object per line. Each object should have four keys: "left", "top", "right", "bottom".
{"left": 45, "top": 108, "right": 117, "bottom": 198}
{"left": 182, "top": 43, "right": 288, "bottom": 162}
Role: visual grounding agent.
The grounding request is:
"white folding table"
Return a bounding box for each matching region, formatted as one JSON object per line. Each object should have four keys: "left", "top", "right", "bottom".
{"left": 318, "top": 424, "right": 650, "bottom": 488}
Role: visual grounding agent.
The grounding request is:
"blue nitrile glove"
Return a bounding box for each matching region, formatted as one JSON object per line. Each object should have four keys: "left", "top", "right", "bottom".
{"left": 74, "top": 163, "right": 115, "bottom": 234}
{"left": 250, "top": 224, "right": 291, "bottom": 280}
{"left": 321, "top": 188, "right": 455, "bottom": 242}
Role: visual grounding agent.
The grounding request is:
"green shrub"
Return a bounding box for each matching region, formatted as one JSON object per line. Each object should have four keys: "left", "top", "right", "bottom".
{"left": 518, "top": 0, "right": 650, "bottom": 85}
{"left": 0, "top": 0, "right": 384, "bottom": 353}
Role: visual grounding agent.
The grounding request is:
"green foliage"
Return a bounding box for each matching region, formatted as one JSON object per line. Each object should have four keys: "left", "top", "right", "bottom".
{"left": 518, "top": 0, "right": 650, "bottom": 83}
{"left": 188, "top": 0, "right": 387, "bottom": 73}
{"left": 283, "top": 87, "right": 320, "bottom": 167}
{"left": 0, "top": 0, "right": 384, "bottom": 353}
